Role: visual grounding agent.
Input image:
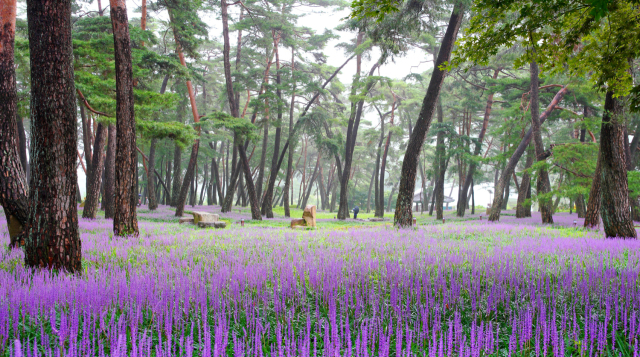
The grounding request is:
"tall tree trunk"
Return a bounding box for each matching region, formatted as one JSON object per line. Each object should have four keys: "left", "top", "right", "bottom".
{"left": 256, "top": 120, "right": 268, "bottom": 203}
{"left": 338, "top": 45, "right": 379, "bottom": 219}
{"left": 434, "top": 101, "right": 447, "bottom": 220}
{"left": 529, "top": 61, "right": 553, "bottom": 224}
{"left": 83, "top": 123, "right": 107, "bottom": 218}
{"left": 261, "top": 33, "right": 284, "bottom": 218}
{"left": 220, "top": 0, "right": 260, "bottom": 218}
{"left": 0, "top": 0, "right": 28, "bottom": 248}
{"left": 176, "top": 143, "right": 199, "bottom": 216}
{"left": 170, "top": 32, "right": 202, "bottom": 217}
{"left": 488, "top": 85, "right": 568, "bottom": 221}
{"left": 103, "top": 124, "right": 116, "bottom": 217}
{"left": 301, "top": 154, "right": 321, "bottom": 208}
{"left": 378, "top": 101, "right": 396, "bottom": 217}
{"left": 164, "top": 159, "right": 171, "bottom": 205}
{"left": 111, "top": 0, "right": 139, "bottom": 236}
{"left": 394, "top": 2, "right": 464, "bottom": 227}
{"left": 171, "top": 144, "right": 182, "bottom": 206}
{"left": 456, "top": 68, "right": 500, "bottom": 217}
{"left": 24, "top": 0, "right": 81, "bottom": 271}
{"left": 283, "top": 70, "right": 294, "bottom": 217}
{"left": 599, "top": 92, "right": 636, "bottom": 238}
{"left": 80, "top": 105, "right": 92, "bottom": 195}
{"left": 146, "top": 138, "right": 158, "bottom": 210}
{"left": 516, "top": 145, "right": 534, "bottom": 218}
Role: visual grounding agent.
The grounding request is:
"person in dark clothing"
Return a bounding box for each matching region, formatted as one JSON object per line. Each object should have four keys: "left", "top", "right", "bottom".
{"left": 353, "top": 205, "right": 360, "bottom": 219}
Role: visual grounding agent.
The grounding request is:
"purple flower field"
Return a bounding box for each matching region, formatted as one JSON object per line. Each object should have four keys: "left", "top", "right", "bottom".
{"left": 1, "top": 211, "right": 640, "bottom": 356}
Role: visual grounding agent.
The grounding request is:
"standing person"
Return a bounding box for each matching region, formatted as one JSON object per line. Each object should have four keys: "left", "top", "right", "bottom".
{"left": 353, "top": 205, "right": 360, "bottom": 219}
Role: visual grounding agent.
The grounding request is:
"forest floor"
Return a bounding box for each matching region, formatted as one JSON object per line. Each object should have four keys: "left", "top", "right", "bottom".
{"left": 1, "top": 206, "right": 639, "bottom": 356}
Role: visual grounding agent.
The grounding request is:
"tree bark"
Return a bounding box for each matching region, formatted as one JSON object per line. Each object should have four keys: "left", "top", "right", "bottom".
{"left": 103, "top": 124, "right": 116, "bottom": 217}
{"left": 488, "top": 85, "right": 569, "bottom": 221}
{"left": 111, "top": 0, "right": 139, "bottom": 236}
{"left": 456, "top": 68, "right": 500, "bottom": 217}
{"left": 599, "top": 91, "right": 636, "bottom": 238}
{"left": 516, "top": 145, "right": 534, "bottom": 218}
{"left": 0, "top": 0, "right": 28, "bottom": 248}
{"left": 24, "top": 0, "right": 81, "bottom": 271}
{"left": 584, "top": 150, "right": 602, "bottom": 228}
{"left": 83, "top": 123, "right": 107, "bottom": 218}
{"left": 394, "top": 2, "right": 464, "bottom": 227}
{"left": 147, "top": 138, "right": 158, "bottom": 210}
{"left": 16, "top": 118, "right": 29, "bottom": 184}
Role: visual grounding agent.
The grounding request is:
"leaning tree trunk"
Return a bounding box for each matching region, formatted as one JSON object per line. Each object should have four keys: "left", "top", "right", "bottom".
{"left": 24, "top": 0, "right": 82, "bottom": 272}
{"left": 111, "top": 0, "right": 139, "bottom": 237}
{"left": 599, "top": 91, "right": 636, "bottom": 238}
{"left": 103, "top": 124, "right": 116, "bottom": 217}
{"left": 83, "top": 123, "right": 107, "bottom": 218}
{"left": 393, "top": 2, "right": 464, "bottom": 227}
{"left": 0, "top": 0, "right": 29, "bottom": 248}
{"left": 529, "top": 61, "right": 553, "bottom": 224}
{"left": 515, "top": 145, "right": 534, "bottom": 218}
{"left": 487, "top": 85, "right": 569, "bottom": 221}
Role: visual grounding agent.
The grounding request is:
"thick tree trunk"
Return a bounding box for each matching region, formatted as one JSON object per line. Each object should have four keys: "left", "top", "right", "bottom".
{"left": 488, "top": 85, "right": 569, "bottom": 221}
{"left": 83, "top": 123, "right": 107, "bottom": 218}
{"left": 529, "top": 61, "right": 553, "bottom": 224}
{"left": 24, "top": 0, "right": 81, "bottom": 271}
{"left": 0, "top": 0, "right": 28, "bottom": 248}
{"left": 171, "top": 144, "right": 182, "bottom": 206}
{"left": 456, "top": 68, "right": 500, "bottom": 217}
{"left": 111, "top": 0, "right": 139, "bottom": 236}
{"left": 516, "top": 145, "right": 534, "bottom": 218}
{"left": 599, "top": 92, "right": 636, "bottom": 238}
{"left": 502, "top": 176, "right": 511, "bottom": 210}
{"left": 103, "top": 124, "right": 116, "bottom": 217}
{"left": 394, "top": 2, "right": 464, "bottom": 227}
